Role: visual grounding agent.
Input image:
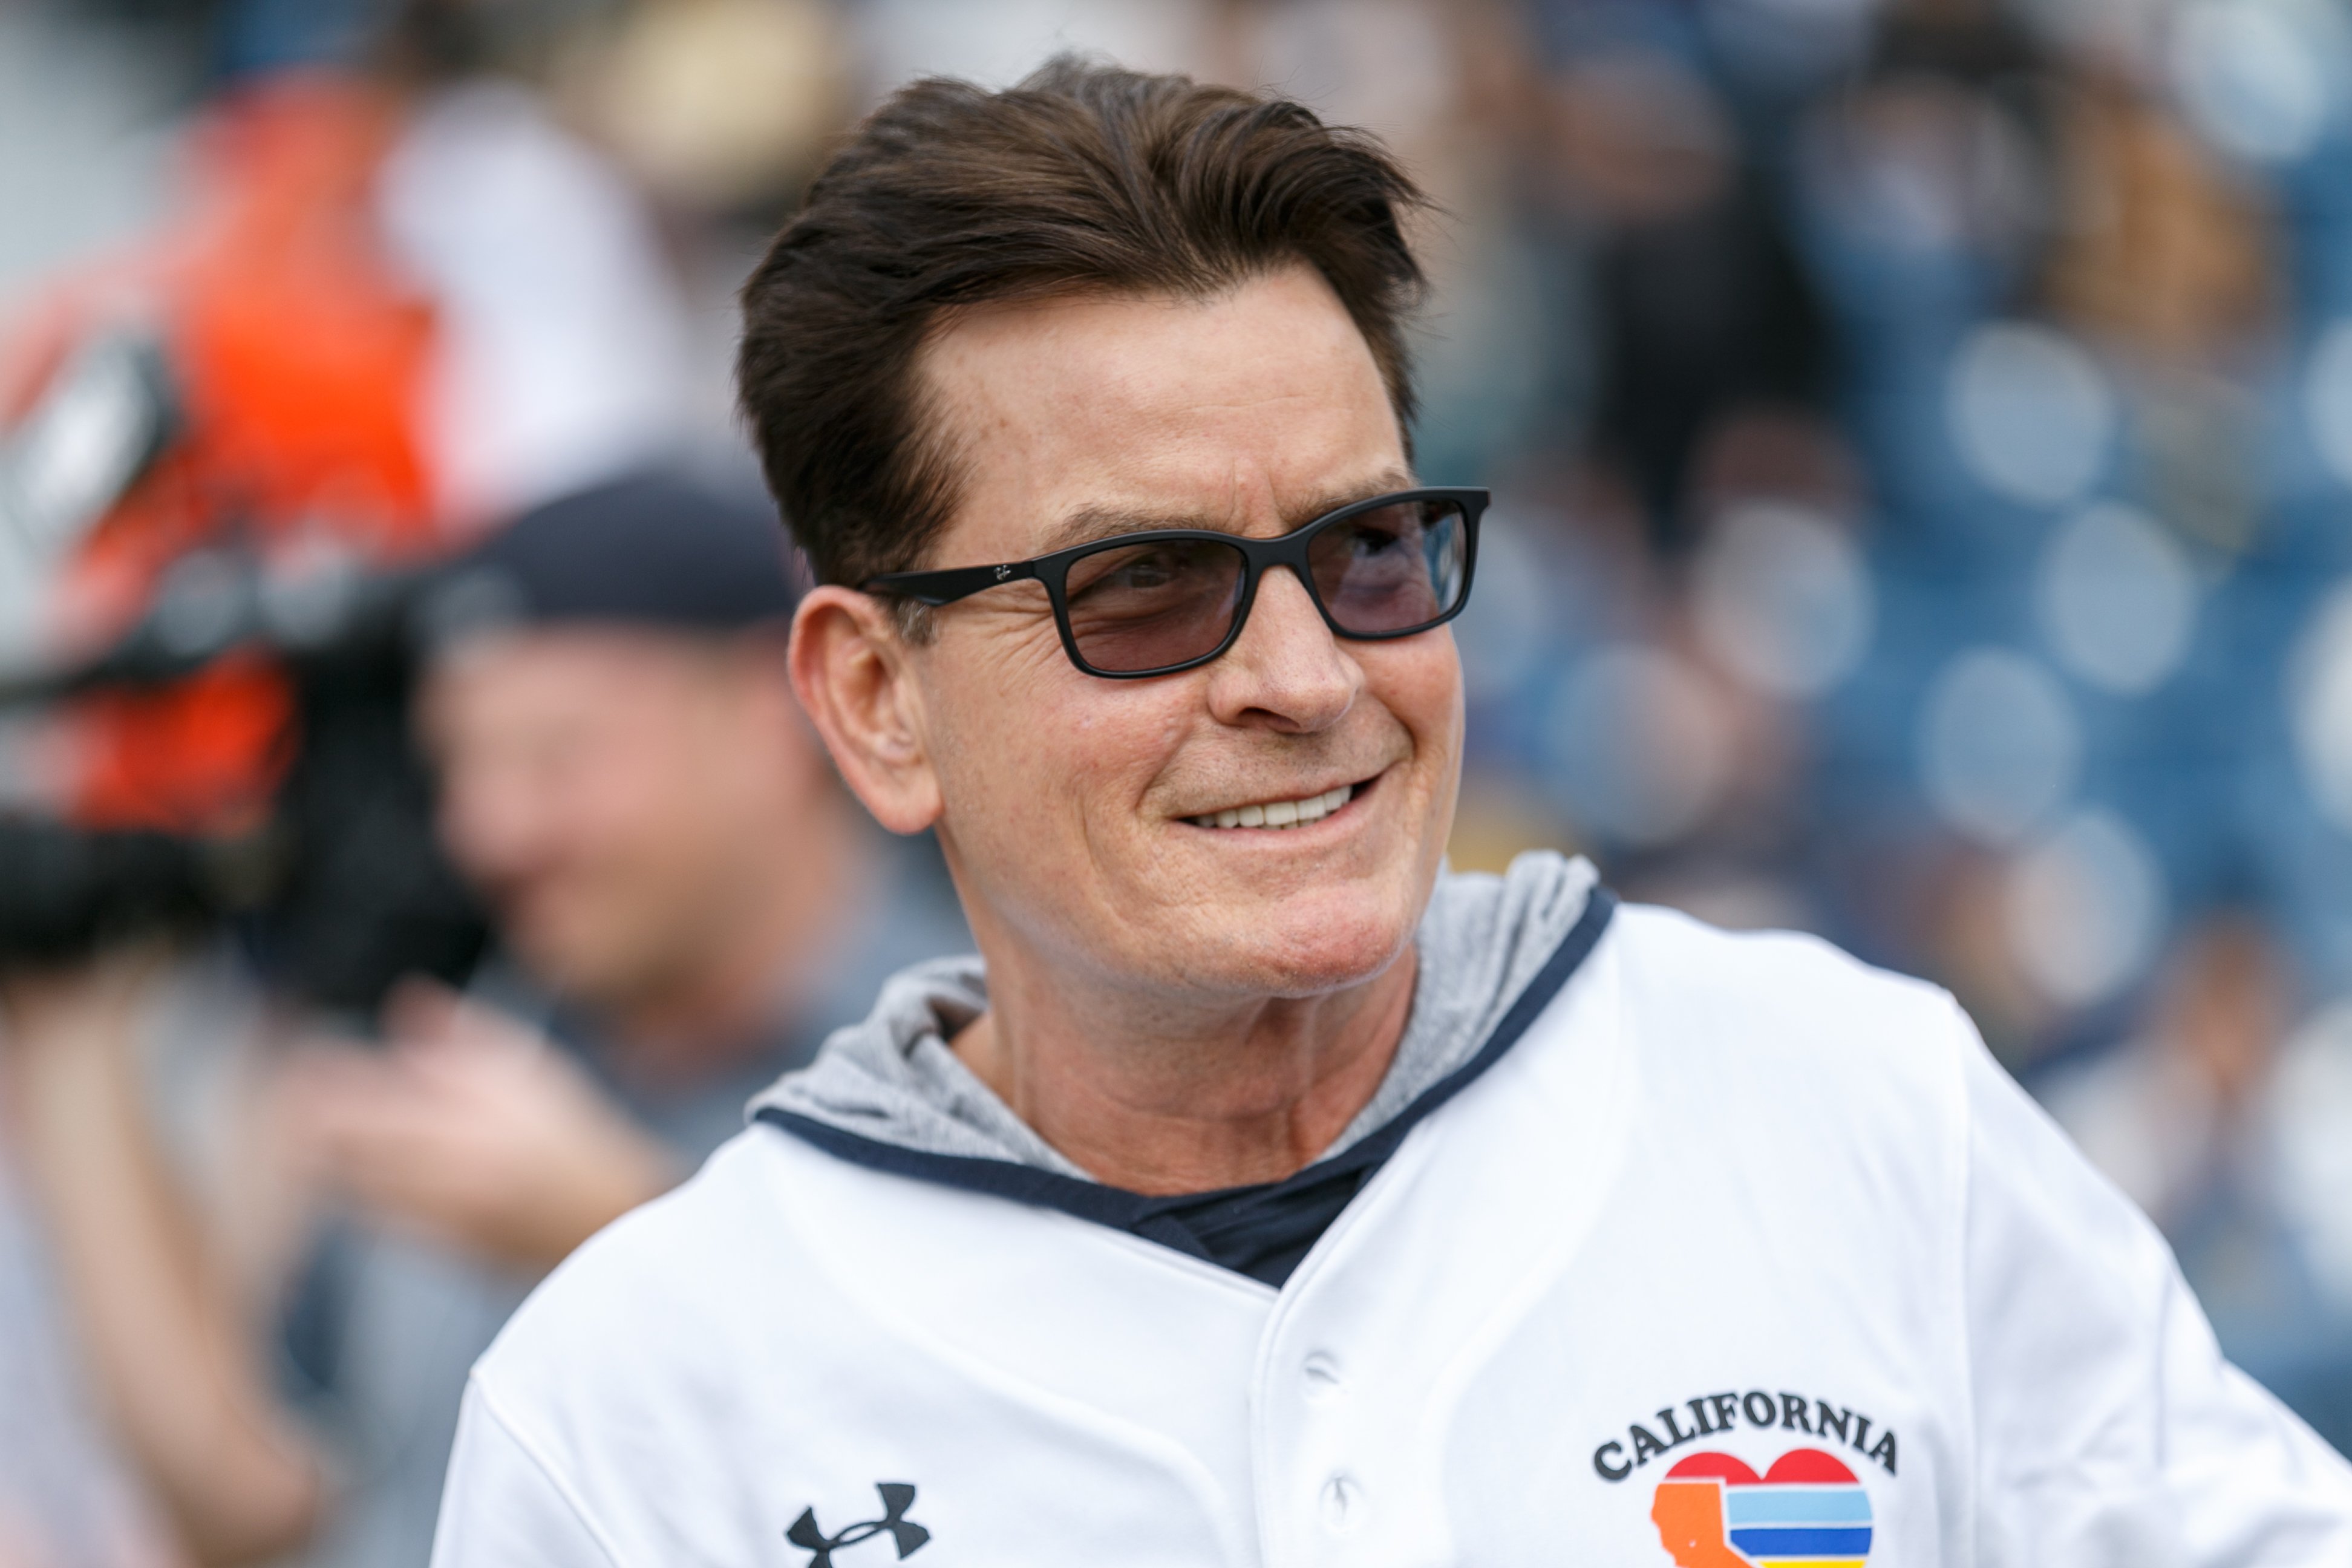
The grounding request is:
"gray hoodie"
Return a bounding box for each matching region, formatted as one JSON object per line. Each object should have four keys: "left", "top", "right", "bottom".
{"left": 751, "top": 849, "right": 1601, "bottom": 1178}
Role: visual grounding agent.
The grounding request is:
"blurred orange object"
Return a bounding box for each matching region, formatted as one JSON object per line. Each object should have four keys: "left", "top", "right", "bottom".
{"left": 1, "top": 72, "right": 449, "bottom": 835}
{"left": 68, "top": 655, "right": 298, "bottom": 835}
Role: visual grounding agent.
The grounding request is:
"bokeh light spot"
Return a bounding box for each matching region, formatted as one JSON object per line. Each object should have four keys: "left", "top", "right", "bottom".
{"left": 2172, "top": 0, "right": 2337, "bottom": 165}
{"left": 2036, "top": 502, "right": 2198, "bottom": 695}
{"left": 2004, "top": 808, "right": 2167, "bottom": 1009}
{"left": 1919, "top": 648, "right": 2083, "bottom": 844}
{"left": 1949, "top": 322, "right": 2115, "bottom": 506}
{"left": 1693, "top": 501, "right": 1874, "bottom": 699}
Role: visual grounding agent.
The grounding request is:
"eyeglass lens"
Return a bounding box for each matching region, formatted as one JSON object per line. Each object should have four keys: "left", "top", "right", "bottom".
{"left": 1059, "top": 496, "right": 1469, "bottom": 673}
{"left": 1308, "top": 495, "right": 1466, "bottom": 637}
{"left": 1063, "top": 537, "right": 1249, "bottom": 673}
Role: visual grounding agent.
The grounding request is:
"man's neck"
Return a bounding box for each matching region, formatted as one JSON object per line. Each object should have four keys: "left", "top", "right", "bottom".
{"left": 950, "top": 945, "right": 1419, "bottom": 1194}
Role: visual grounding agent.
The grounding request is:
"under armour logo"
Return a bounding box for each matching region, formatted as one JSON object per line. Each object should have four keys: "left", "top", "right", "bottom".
{"left": 787, "top": 1483, "right": 930, "bottom": 1567}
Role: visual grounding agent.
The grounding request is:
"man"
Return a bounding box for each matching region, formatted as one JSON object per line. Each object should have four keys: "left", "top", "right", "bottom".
{"left": 432, "top": 62, "right": 2352, "bottom": 1564}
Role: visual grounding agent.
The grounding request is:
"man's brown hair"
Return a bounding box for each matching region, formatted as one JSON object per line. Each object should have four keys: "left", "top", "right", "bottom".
{"left": 736, "top": 56, "right": 1430, "bottom": 591}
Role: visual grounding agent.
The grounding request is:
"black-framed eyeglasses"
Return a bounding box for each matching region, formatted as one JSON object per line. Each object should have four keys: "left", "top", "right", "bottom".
{"left": 861, "top": 487, "right": 1486, "bottom": 679}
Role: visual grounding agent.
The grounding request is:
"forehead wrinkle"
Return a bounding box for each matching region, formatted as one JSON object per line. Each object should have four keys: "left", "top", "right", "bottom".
{"left": 1036, "top": 466, "right": 1418, "bottom": 555}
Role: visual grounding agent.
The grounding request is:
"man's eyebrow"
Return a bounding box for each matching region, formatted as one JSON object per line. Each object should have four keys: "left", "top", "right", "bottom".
{"left": 1037, "top": 506, "right": 1200, "bottom": 554}
{"left": 1035, "top": 471, "right": 1418, "bottom": 555}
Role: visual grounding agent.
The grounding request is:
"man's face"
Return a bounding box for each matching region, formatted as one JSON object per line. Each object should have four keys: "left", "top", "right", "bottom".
{"left": 420, "top": 628, "right": 809, "bottom": 1011}
{"left": 901, "top": 264, "right": 1462, "bottom": 1000}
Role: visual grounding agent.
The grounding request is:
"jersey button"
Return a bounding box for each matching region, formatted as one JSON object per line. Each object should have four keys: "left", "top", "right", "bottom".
{"left": 1319, "top": 1474, "right": 1364, "bottom": 1534}
{"left": 1302, "top": 1351, "right": 1345, "bottom": 1402}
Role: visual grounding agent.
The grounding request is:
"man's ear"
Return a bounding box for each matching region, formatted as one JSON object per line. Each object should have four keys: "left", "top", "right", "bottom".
{"left": 787, "top": 587, "right": 942, "bottom": 834}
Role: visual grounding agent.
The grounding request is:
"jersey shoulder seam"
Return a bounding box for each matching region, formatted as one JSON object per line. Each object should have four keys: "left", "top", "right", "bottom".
{"left": 466, "top": 1371, "right": 635, "bottom": 1568}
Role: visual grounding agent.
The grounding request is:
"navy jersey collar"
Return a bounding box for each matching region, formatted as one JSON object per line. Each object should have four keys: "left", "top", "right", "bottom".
{"left": 757, "top": 887, "right": 1616, "bottom": 1286}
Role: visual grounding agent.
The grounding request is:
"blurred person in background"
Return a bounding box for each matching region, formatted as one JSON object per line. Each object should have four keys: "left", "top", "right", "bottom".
{"left": 0, "top": 960, "right": 201, "bottom": 1568}
{"left": 1538, "top": 33, "right": 1835, "bottom": 556}
{"left": 1, "top": 475, "right": 966, "bottom": 1568}
{"left": 2044, "top": 911, "right": 2294, "bottom": 1276}
{"left": 269, "top": 474, "right": 967, "bottom": 1567}
{"left": 302, "top": 472, "right": 969, "bottom": 1201}
{"left": 2042, "top": 908, "right": 2352, "bottom": 1452}
{"left": 1, "top": 949, "right": 321, "bottom": 1568}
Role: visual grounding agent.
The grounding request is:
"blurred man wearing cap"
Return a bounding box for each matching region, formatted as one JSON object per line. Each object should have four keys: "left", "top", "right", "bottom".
{"left": 1, "top": 472, "right": 964, "bottom": 1568}
{"left": 272, "top": 472, "right": 965, "bottom": 1568}
{"left": 291, "top": 473, "right": 971, "bottom": 1255}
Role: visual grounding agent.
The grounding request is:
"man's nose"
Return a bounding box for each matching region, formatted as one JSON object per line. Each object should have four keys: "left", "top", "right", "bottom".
{"left": 1203, "top": 564, "right": 1360, "bottom": 732}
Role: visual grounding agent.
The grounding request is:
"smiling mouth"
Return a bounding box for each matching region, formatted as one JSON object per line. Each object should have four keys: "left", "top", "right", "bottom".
{"left": 1187, "top": 779, "right": 1365, "bottom": 831}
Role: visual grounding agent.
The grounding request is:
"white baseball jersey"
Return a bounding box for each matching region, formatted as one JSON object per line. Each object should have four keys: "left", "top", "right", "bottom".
{"left": 431, "top": 901, "right": 2352, "bottom": 1566}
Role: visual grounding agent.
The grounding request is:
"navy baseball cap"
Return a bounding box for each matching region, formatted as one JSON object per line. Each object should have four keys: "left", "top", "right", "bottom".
{"left": 425, "top": 471, "right": 801, "bottom": 647}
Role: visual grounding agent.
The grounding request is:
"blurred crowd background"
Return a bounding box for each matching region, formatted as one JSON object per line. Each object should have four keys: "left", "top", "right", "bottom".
{"left": 7, "top": 0, "right": 2352, "bottom": 1561}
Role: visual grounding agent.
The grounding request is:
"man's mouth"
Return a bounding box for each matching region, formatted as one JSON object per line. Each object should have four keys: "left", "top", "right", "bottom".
{"left": 1186, "top": 780, "right": 1359, "bottom": 831}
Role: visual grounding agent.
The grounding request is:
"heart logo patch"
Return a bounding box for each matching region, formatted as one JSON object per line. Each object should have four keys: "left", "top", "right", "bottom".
{"left": 1650, "top": 1447, "right": 1872, "bottom": 1567}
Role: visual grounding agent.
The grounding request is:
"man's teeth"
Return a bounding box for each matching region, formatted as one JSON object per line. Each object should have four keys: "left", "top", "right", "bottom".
{"left": 1191, "top": 784, "right": 1354, "bottom": 830}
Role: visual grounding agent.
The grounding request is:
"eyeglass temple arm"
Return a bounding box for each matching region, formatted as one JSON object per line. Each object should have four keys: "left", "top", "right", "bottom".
{"left": 861, "top": 560, "right": 1039, "bottom": 606}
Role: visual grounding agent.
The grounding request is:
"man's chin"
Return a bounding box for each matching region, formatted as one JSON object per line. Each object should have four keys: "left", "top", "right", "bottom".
{"left": 508, "top": 922, "right": 669, "bottom": 1018}
{"left": 1168, "top": 887, "right": 1419, "bottom": 1000}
